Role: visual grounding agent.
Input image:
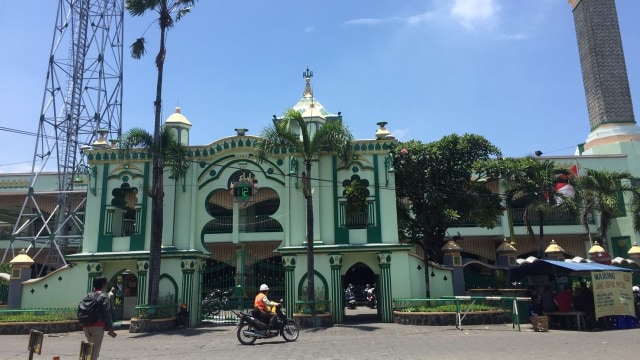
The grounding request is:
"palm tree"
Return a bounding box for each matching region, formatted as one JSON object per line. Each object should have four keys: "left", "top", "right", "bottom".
{"left": 508, "top": 157, "right": 577, "bottom": 257}
{"left": 120, "top": 126, "right": 190, "bottom": 303}
{"left": 578, "top": 168, "right": 640, "bottom": 249}
{"left": 125, "top": 0, "right": 196, "bottom": 305}
{"left": 255, "top": 108, "right": 353, "bottom": 303}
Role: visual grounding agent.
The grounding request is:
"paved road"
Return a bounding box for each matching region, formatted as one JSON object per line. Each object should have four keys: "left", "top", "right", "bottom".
{"left": 2, "top": 311, "right": 640, "bottom": 360}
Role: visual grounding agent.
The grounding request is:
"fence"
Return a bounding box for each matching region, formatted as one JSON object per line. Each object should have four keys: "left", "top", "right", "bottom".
{"left": 394, "top": 296, "right": 530, "bottom": 331}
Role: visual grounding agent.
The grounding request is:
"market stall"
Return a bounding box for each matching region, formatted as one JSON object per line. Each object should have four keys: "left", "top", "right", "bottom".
{"left": 509, "top": 259, "right": 637, "bottom": 329}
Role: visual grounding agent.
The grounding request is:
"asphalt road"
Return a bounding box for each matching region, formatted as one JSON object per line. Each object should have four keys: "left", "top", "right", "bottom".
{"left": 2, "top": 308, "right": 640, "bottom": 360}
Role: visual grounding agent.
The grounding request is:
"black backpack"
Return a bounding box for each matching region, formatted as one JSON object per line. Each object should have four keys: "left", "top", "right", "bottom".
{"left": 77, "top": 292, "right": 103, "bottom": 325}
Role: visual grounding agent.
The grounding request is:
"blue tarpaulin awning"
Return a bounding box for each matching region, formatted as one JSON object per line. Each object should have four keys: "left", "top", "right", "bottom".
{"left": 509, "top": 259, "right": 634, "bottom": 281}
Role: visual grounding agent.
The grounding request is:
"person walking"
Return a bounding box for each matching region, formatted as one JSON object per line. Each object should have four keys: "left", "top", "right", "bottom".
{"left": 81, "top": 276, "right": 117, "bottom": 360}
{"left": 108, "top": 285, "right": 119, "bottom": 324}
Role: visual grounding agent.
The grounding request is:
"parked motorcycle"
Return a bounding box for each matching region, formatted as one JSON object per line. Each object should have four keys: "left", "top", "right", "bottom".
{"left": 365, "top": 285, "right": 377, "bottom": 309}
{"left": 202, "top": 288, "right": 234, "bottom": 317}
{"left": 344, "top": 286, "right": 357, "bottom": 309}
{"left": 234, "top": 302, "right": 300, "bottom": 345}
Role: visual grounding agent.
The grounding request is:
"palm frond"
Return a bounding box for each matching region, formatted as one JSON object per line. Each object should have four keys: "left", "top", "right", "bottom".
{"left": 125, "top": 0, "right": 154, "bottom": 16}
{"left": 310, "top": 121, "right": 354, "bottom": 163}
{"left": 121, "top": 127, "right": 154, "bottom": 149}
{"left": 130, "top": 38, "right": 147, "bottom": 59}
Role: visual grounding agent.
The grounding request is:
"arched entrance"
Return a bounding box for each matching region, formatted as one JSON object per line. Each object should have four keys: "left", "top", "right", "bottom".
{"left": 342, "top": 262, "right": 379, "bottom": 322}
{"left": 109, "top": 269, "right": 137, "bottom": 320}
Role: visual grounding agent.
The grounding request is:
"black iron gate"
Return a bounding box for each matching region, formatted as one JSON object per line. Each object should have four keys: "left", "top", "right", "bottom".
{"left": 200, "top": 249, "right": 284, "bottom": 323}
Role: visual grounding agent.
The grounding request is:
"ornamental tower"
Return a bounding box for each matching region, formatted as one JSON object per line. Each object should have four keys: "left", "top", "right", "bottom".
{"left": 568, "top": 0, "right": 640, "bottom": 153}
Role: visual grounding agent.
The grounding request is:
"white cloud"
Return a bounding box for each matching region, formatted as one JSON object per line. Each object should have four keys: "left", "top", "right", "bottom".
{"left": 390, "top": 128, "right": 410, "bottom": 141}
{"left": 498, "top": 33, "right": 528, "bottom": 41}
{"left": 450, "top": 0, "right": 501, "bottom": 29}
{"left": 304, "top": 26, "right": 314, "bottom": 33}
{"left": 344, "top": 11, "right": 435, "bottom": 27}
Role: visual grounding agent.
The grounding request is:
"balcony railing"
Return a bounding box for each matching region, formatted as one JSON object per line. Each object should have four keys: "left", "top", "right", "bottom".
{"left": 338, "top": 200, "right": 375, "bottom": 228}
{"left": 202, "top": 215, "right": 282, "bottom": 234}
{"left": 452, "top": 207, "right": 593, "bottom": 227}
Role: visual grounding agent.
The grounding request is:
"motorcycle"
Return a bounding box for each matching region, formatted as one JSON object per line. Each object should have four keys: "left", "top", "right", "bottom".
{"left": 365, "top": 286, "right": 377, "bottom": 309}
{"left": 233, "top": 302, "right": 300, "bottom": 345}
{"left": 202, "top": 288, "right": 234, "bottom": 317}
{"left": 344, "top": 287, "right": 357, "bottom": 309}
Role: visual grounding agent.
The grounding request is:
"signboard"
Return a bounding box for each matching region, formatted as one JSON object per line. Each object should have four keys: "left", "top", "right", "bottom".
{"left": 229, "top": 171, "right": 257, "bottom": 203}
{"left": 591, "top": 270, "right": 634, "bottom": 319}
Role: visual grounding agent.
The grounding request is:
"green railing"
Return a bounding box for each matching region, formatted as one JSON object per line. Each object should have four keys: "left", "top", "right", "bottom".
{"left": 393, "top": 298, "right": 509, "bottom": 313}
{"left": 0, "top": 308, "right": 76, "bottom": 323}
{"left": 294, "top": 300, "right": 331, "bottom": 314}
{"left": 134, "top": 303, "right": 178, "bottom": 319}
{"left": 394, "top": 296, "right": 529, "bottom": 331}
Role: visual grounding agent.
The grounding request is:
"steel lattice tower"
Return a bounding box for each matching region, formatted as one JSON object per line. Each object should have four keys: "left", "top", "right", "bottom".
{"left": 3, "top": 0, "right": 124, "bottom": 271}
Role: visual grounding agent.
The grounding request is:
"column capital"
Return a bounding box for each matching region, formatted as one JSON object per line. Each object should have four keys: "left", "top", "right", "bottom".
{"left": 282, "top": 255, "right": 297, "bottom": 269}
{"left": 377, "top": 252, "right": 392, "bottom": 267}
{"left": 328, "top": 254, "right": 343, "bottom": 268}
{"left": 136, "top": 260, "right": 149, "bottom": 273}
{"left": 86, "top": 262, "right": 103, "bottom": 274}
{"left": 181, "top": 258, "right": 197, "bottom": 272}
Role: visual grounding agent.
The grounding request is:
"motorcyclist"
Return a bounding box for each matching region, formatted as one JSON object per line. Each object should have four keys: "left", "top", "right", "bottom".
{"left": 254, "top": 284, "right": 280, "bottom": 332}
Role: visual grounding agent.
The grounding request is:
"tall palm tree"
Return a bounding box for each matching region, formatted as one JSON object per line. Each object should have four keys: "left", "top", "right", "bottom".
{"left": 255, "top": 108, "right": 353, "bottom": 303}
{"left": 125, "top": 0, "right": 196, "bottom": 305}
{"left": 120, "top": 126, "right": 190, "bottom": 300}
{"left": 578, "top": 168, "right": 640, "bottom": 249}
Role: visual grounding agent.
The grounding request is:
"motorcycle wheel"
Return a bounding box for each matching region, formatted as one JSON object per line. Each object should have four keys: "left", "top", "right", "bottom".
{"left": 237, "top": 323, "right": 257, "bottom": 345}
{"left": 281, "top": 320, "right": 300, "bottom": 342}
{"left": 202, "top": 301, "right": 221, "bottom": 317}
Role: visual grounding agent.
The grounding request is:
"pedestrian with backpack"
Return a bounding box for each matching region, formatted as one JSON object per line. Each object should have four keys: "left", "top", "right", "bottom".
{"left": 78, "top": 276, "right": 117, "bottom": 359}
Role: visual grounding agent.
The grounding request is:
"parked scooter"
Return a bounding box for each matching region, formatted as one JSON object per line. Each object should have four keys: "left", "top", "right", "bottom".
{"left": 233, "top": 302, "right": 300, "bottom": 345}
{"left": 202, "top": 288, "right": 234, "bottom": 317}
{"left": 344, "top": 284, "right": 357, "bottom": 309}
{"left": 364, "top": 284, "right": 377, "bottom": 309}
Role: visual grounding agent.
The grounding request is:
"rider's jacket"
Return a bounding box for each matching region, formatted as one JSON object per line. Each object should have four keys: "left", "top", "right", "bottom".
{"left": 254, "top": 292, "right": 270, "bottom": 312}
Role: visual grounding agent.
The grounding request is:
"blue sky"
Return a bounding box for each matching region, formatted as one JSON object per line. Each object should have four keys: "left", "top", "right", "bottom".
{"left": 1, "top": 0, "right": 639, "bottom": 174}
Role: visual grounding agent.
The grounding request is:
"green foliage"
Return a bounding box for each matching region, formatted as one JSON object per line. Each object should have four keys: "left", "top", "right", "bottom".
{"left": 478, "top": 156, "right": 579, "bottom": 251}
{"left": 397, "top": 304, "right": 502, "bottom": 313}
{"left": 344, "top": 179, "right": 368, "bottom": 216}
{"left": 577, "top": 168, "right": 640, "bottom": 246}
{"left": 0, "top": 308, "right": 77, "bottom": 323}
{"left": 392, "top": 134, "right": 503, "bottom": 263}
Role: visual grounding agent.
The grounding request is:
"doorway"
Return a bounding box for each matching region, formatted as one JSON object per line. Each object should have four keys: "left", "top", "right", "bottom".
{"left": 342, "top": 262, "right": 379, "bottom": 322}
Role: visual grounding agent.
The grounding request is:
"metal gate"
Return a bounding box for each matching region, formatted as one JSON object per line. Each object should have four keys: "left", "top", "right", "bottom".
{"left": 201, "top": 244, "right": 284, "bottom": 323}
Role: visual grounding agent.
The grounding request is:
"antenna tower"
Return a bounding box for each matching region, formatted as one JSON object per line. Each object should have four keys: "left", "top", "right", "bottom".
{"left": 2, "top": 0, "right": 124, "bottom": 273}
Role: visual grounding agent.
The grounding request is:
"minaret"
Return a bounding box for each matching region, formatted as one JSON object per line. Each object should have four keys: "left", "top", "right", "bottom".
{"left": 569, "top": 0, "right": 640, "bottom": 152}
{"left": 164, "top": 106, "right": 192, "bottom": 146}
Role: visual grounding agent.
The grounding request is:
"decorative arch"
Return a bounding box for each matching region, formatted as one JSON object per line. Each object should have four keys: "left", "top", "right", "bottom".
{"left": 297, "top": 270, "right": 329, "bottom": 301}
{"left": 159, "top": 273, "right": 179, "bottom": 304}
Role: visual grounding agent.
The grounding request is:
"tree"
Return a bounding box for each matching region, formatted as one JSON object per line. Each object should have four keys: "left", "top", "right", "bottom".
{"left": 492, "top": 157, "right": 577, "bottom": 257}
{"left": 255, "top": 108, "right": 353, "bottom": 303}
{"left": 392, "top": 134, "right": 503, "bottom": 297}
{"left": 476, "top": 157, "right": 528, "bottom": 245}
{"left": 125, "top": 0, "right": 196, "bottom": 305}
{"left": 120, "top": 127, "right": 190, "bottom": 300}
{"left": 578, "top": 168, "right": 640, "bottom": 249}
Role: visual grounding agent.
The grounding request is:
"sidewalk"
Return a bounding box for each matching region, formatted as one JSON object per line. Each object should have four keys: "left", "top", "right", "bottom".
{"left": 2, "top": 313, "right": 640, "bottom": 360}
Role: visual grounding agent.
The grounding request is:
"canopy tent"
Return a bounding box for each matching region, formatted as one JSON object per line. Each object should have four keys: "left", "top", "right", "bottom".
{"left": 510, "top": 259, "right": 637, "bottom": 321}
{"left": 509, "top": 259, "right": 635, "bottom": 282}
